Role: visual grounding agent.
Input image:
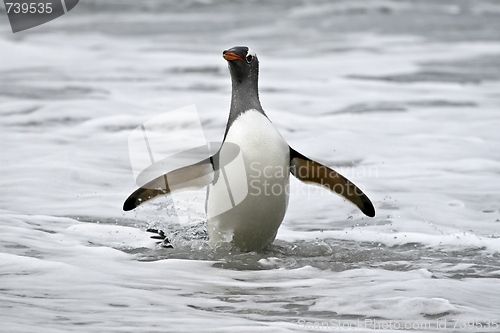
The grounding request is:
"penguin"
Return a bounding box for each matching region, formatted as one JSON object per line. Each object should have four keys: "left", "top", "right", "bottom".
{"left": 123, "top": 46, "right": 375, "bottom": 252}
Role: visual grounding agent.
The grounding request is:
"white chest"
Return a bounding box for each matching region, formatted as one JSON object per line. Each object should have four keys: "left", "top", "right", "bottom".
{"left": 206, "top": 110, "right": 290, "bottom": 251}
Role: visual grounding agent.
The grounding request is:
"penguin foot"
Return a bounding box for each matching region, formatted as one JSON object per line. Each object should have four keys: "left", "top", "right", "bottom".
{"left": 146, "top": 228, "right": 174, "bottom": 248}
{"left": 147, "top": 228, "right": 166, "bottom": 240}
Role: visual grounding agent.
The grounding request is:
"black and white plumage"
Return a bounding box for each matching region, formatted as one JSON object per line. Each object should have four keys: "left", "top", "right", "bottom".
{"left": 124, "top": 46, "right": 375, "bottom": 252}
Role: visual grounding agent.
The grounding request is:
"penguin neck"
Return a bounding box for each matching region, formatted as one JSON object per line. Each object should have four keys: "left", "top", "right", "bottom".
{"left": 230, "top": 77, "right": 263, "bottom": 115}
{"left": 225, "top": 77, "right": 265, "bottom": 139}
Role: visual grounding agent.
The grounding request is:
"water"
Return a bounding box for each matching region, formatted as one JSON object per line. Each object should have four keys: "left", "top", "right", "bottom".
{"left": 1, "top": 1, "right": 500, "bottom": 332}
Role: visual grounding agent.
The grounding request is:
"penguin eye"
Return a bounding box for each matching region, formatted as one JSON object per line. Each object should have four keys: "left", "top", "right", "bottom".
{"left": 246, "top": 54, "right": 253, "bottom": 63}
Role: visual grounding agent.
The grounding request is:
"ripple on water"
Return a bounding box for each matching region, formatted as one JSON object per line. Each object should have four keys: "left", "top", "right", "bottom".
{"left": 115, "top": 221, "right": 500, "bottom": 280}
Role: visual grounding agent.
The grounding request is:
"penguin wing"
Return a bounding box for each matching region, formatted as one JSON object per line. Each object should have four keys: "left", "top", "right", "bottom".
{"left": 289, "top": 147, "right": 375, "bottom": 217}
{"left": 123, "top": 156, "right": 216, "bottom": 211}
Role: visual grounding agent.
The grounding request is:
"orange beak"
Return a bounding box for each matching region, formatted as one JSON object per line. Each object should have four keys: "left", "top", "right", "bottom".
{"left": 223, "top": 52, "right": 244, "bottom": 62}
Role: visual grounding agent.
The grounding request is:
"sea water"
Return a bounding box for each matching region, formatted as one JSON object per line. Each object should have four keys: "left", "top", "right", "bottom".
{"left": 1, "top": 1, "right": 500, "bottom": 332}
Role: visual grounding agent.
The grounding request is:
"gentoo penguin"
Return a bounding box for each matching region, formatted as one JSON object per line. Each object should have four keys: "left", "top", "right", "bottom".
{"left": 123, "top": 46, "right": 375, "bottom": 252}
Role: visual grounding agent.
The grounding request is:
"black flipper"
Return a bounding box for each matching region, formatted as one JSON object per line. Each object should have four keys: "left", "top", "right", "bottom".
{"left": 123, "top": 156, "right": 216, "bottom": 211}
{"left": 289, "top": 147, "right": 375, "bottom": 217}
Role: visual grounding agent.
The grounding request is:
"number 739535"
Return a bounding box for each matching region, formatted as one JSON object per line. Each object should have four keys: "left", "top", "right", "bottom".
{"left": 5, "top": 2, "right": 53, "bottom": 14}
{"left": 452, "top": 319, "right": 498, "bottom": 330}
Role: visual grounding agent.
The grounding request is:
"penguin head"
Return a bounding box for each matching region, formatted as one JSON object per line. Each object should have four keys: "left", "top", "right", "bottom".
{"left": 223, "top": 46, "right": 258, "bottom": 84}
